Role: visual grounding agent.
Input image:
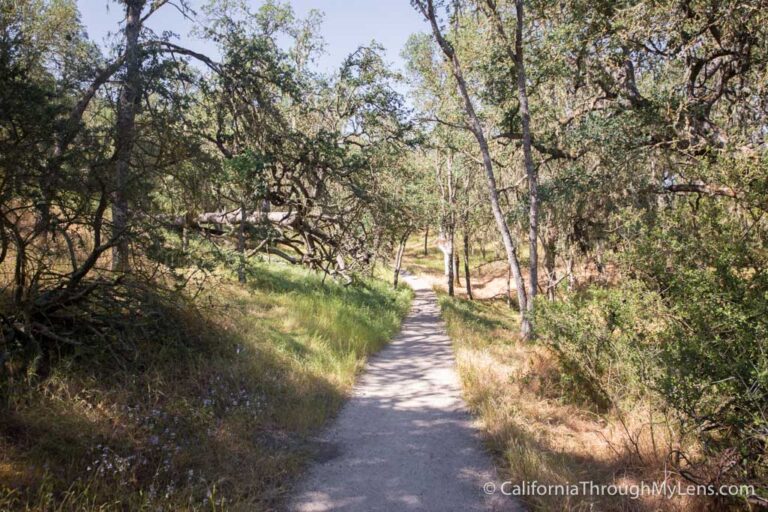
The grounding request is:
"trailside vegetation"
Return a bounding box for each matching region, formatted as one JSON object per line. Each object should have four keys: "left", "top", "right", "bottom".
{"left": 0, "top": 0, "right": 415, "bottom": 508}
{"left": 405, "top": 0, "right": 767, "bottom": 509}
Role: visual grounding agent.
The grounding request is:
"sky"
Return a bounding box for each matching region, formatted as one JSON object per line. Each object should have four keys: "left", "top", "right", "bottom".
{"left": 76, "top": 0, "right": 427, "bottom": 75}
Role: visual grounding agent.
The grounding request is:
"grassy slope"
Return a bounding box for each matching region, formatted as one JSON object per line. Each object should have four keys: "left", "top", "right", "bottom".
{"left": 0, "top": 262, "right": 412, "bottom": 511}
{"left": 439, "top": 294, "right": 707, "bottom": 512}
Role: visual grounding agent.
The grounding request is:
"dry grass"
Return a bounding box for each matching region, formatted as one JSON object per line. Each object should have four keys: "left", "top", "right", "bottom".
{"left": 403, "top": 233, "right": 619, "bottom": 301}
{"left": 0, "top": 261, "right": 412, "bottom": 511}
{"left": 406, "top": 236, "right": 743, "bottom": 511}
{"left": 439, "top": 295, "right": 714, "bottom": 512}
{"left": 402, "top": 234, "right": 524, "bottom": 300}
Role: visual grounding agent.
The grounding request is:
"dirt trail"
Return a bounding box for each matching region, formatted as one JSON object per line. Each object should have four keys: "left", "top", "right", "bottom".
{"left": 288, "top": 273, "right": 523, "bottom": 512}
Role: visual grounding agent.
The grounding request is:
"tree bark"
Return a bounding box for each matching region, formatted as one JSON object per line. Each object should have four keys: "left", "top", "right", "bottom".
{"left": 418, "top": 0, "right": 529, "bottom": 337}
{"left": 543, "top": 233, "right": 557, "bottom": 301}
{"left": 195, "top": 209, "right": 296, "bottom": 227}
{"left": 111, "top": 0, "right": 145, "bottom": 272}
{"left": 439, "top": 228, "right": 456, "bottom": 297}
{"left": 435, "top": 148, "right": 457, "bottom": 297}
{"left": 463, "top": 227, "right": 473, "bottom": 300}
{"left": 393, "top": 231, "right": 410, "bottom": 289}
{"left": 447, "top": 241, "right": 455, "bottom": 297}
{"left": 515, "top": 0, "right": 538, "bottom": 314}
{"left": 595, "top": 239, "right": 605, "bottom": 278}
{"left": 441, "top": 238, "right": 452, "bottom": 277}
{"left": 237, "top": 202, "right": 247, "bottom": 283}
{"left": 424, "top": 226, "right": 429, "bottom": 256}
{"left": 454, "top": 254, "right": 461, "bottom": 286}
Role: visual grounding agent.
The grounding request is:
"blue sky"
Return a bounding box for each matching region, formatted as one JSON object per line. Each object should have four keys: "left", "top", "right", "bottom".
{"left": 76, "top": 0, "right": 427, "bottom": 75}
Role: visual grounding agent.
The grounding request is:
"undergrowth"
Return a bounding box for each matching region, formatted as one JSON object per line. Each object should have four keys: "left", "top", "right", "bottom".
{"left": 0, "top": 261, "right": 412, "bottom": 511}
{"left": 439, "top": 294, "right": 720, "bottom": 512}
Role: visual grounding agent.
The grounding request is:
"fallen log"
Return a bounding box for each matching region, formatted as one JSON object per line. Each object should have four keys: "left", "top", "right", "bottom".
{"left": 196, "top": 209, "right": 297, "bottom": 226}
{"left": 162, "top": 209, "right": 297, "bottom": 229}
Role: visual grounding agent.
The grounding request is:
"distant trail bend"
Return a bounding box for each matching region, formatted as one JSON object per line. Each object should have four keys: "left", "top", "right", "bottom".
{"left": 288, "top": 273, "right": 524, "bottom": 512}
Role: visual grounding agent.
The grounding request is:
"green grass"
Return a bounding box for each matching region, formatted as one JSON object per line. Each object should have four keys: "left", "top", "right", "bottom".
{"left": 0, "top": 261, "right": 412, "bottom": 511}
{"left": 402, "top": 240, "right": 447, "bottom": 275}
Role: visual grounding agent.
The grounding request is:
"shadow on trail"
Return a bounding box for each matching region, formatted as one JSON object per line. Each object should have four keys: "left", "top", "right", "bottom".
{"left": 288, "top": 280, "right": 522, "bottom": 512}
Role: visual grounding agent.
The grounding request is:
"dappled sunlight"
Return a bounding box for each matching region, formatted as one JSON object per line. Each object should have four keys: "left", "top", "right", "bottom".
{"left": 290, "top": 277, "right": 521, "bottom": 512}
{"left": 2, "top": 0, "right": 765, "bottom": 509}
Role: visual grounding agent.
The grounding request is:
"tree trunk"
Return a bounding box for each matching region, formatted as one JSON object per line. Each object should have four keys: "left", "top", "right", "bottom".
{"left": 566, "top": 245, "right": 575, "bottom": 291}
{"left": 463, "top": 228, "right": 473, "bottom": 300}
{"left": 515, "top": 0, "right": 538, "bottom": 314}
{"left": 237, "top": 202, "right": 247, "bottom": 283}
{"left": 442, "top": 243, "right": 452, "bottom": 277}
{"left": 447, "top": 244, "right": 455, "bottom": 297}
{"left": 543, "top": 235, "right": 557, "bottom": 301}
{"left": 596, "top": 240, "right": 605, "bottom": 278}
{"left": 454, "top": 254, "right": 460, "bottom": 286}
{"left": 420, "top": 0, "right": 529, "bottom": 337}
{"left": 393, "top": 231, "right": 409, "bottom": 289}
{"left": 111, "top": 0, "right": 145, "bottom": 272}
{"left": 424, "top": 226, "right": 429, "bottom": 256}
{"left": 440, "top": 227, "right": 455, "bottom": 297}
{"left": 260, "top": 197, "right": 270, "bottom": 262}
{"left": 13, "top": 237, "right": 26, "bottom": 306}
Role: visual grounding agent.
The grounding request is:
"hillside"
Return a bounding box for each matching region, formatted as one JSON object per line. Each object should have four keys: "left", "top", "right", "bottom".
{"left": 1, "top": 262, "right": 411, "bottom": 510}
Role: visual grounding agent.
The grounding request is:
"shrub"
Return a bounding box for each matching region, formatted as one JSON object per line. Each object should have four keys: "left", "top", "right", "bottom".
{"left": 532, "top": 283, "right": 665, "bottom": 411}
{"left": 534, "top": 198, "right": 768, "bottom": 501}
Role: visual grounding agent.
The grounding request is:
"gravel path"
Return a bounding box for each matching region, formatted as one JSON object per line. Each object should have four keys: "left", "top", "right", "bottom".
{"left": 288, "top": 274, "right": 523, "bottom": 512}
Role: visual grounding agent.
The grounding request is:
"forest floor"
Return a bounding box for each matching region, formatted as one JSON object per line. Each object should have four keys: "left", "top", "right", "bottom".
{"left": 289, "top": 272, "right": 522, "bottom": 512}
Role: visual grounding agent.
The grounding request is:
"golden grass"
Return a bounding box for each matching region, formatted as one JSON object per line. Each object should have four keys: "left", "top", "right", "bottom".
{"left": 402, "top": 233, "right": 513, "bottom": 276}
{"left": 439, "top": 295, "right": 710, "bottom": 512}
{"left": 0, "top": 262, "right": 412, "bottom": 511}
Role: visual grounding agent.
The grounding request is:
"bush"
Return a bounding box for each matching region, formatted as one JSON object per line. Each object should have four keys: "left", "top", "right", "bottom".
{"left": 532, "top": 283, "right": 665, "bottom": 411}
{"left": 534, "top": 198, "right": 768, "bottom": 500}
